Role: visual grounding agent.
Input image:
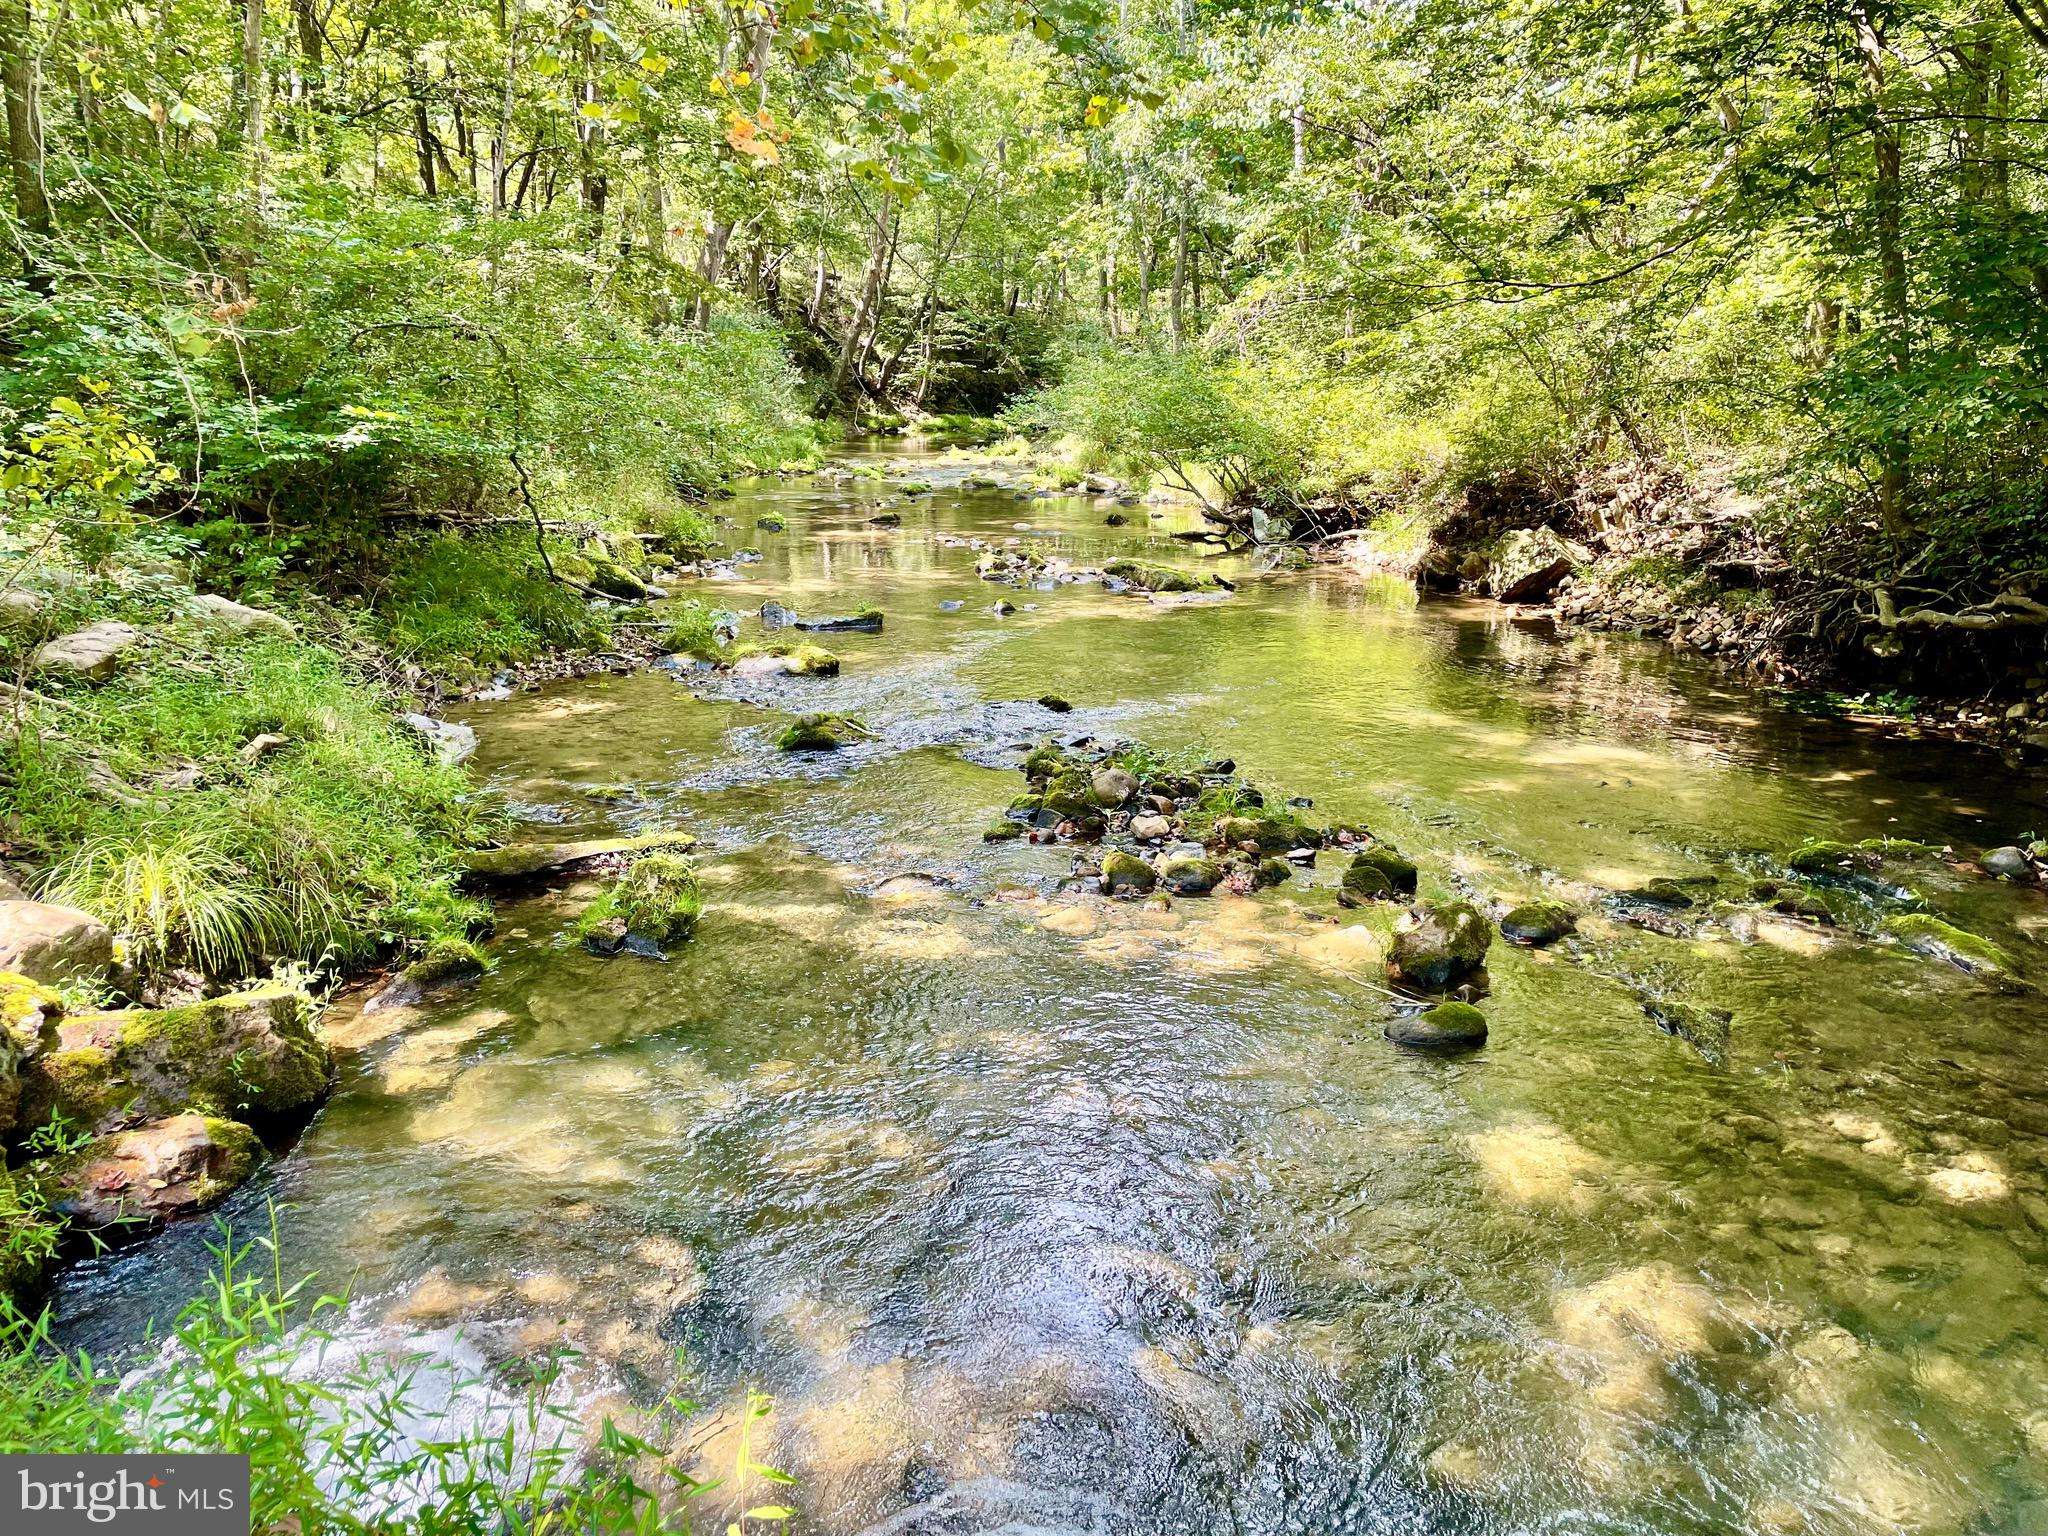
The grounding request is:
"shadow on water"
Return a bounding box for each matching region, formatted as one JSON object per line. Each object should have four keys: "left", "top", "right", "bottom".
{"left": 54, "top": 441, "right": 2048, "bottom": 1535}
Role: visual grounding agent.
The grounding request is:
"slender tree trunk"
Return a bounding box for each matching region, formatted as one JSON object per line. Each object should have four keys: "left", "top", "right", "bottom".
{"left": 1, "top": 0, "right": 51, "bottom": 280}
{"left": 1168, "top": 203, "right": 1188, "bottom": 347}
{"left": 1855, "top": 5, "right": 1912, "bottom": 538}
{"left": 834, "top": 193, "right": 892, "bottom": 397}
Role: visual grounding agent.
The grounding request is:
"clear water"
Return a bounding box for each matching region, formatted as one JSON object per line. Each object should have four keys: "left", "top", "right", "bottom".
{"left": 56, "top": 444, "right": 2048, "bottom": 1535}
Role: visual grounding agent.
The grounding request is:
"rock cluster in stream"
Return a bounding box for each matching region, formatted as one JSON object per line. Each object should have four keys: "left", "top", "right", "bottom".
{"left": 971, "top": 547, "right": 1233, "bottom": 600}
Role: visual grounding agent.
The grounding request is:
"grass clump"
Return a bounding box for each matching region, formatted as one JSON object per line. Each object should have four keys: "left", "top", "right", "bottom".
{"left": 375, "top": 534, "right": 614, "bottom": 684}
{"left": 9, "top": 635, "right": 490, "bottom": 981}
{"left": 657, "top": 600, "right": 732, "bottom": 662}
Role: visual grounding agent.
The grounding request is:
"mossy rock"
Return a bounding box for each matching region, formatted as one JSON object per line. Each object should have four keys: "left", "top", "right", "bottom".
{"left": 578, "top": 852, "right": 702, "bottom": 956}
{"left": 1626, "top": 878, "right": 1697, "bottom": 908}
{"left": 1159, "top": 856, "right": 1221, "bottom": 896}
{"left": 1386, "top": 1001, "right": 1488, "bottom": 1052}
{"left": 1388, "top": 902, "right": 1493, "bottom": 992}
{"left": 1339, "top": 859, "right": 1395, "bottom": 907}
{"left": 21, "top": 984, "right": 330, "bottom": 1135}
{"left": 1101, "top": 850, "right": 1157, "bottom": 896}
{"left": 983, "top": 820, "right": 1026, "bottom": 843}
{"left": 775, "top": 712, "right": 868, "bottom": 752}
{"left": 1253, "top": 857, "right": 1293, "bottom": 889}
{"left": 787, "top": 645, "right": 841, "bottom": 677}
{"left": 48, "top": 1113, "right": 264, "bottom": 1232}
{"left": 402, "top": 936, "right": 492, "bottom": 989}
{"left": 1038, "top": 695, "right": 1073, "bottom": 713}
{"left": 898, "top": 480, "right": 934, "bottom": 495}
{"left": 0, "top": 971, "right": 61, "bottom": 1140}
{"left": 1022, "top": 742, "right": 1072, "bottom": 781}
{"left": 1043, "top": 770, "right": 1099, "bottom": 822}
{"left": 1211, "top": 811, "right": 1323, "bottom": 856}
{"left": 756, "top": 514, "right": 788, "bottom": 532}
{"left": 1881, "top": 914, "right": 2013, "bottom": 976}
{"left": 1788, "top": 840, "right": 1880, "bottom": 878}
{"left": 587, "top": 560, "right": 654, "bottom": 601}
{"left": 462, "top": 829, "right": 697, "bottom": 883}
{"left": 1500, "top": 901, "right": 1576, "bottom": 946}
{"left": 1102, "top": 559, "right": 1219, "bottom": 594}
{"left": 1350, "top": 845, "right": 1417, "bottom": 894}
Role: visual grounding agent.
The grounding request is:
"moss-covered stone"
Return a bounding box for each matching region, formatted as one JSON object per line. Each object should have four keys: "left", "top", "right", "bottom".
{"left": 756, "top": 513, "right": 788, "bottom": 532}
{"left": 1159, "top": 856, "right": 1221, "bottom": 896}
{"left": 1043, "top": 770, "right": 1098, "bottom": 822}
{"left": 787, "top": 644, "right": 841, "bottom": 677}
{"left": 1102, "top": 559, "right": 1220, "bottom": 594}
{"left": 1881, "top": 914, "right": 2013, "bottom": 976}
{"left": 1253, "top": 857, "right": 1293, "bottom": 889}
{"left": 1007, "top": 792, "right": 1045, "bottom": 819}
{"left": 1349, "top": 845, "right": 1417, "bottom": 895}
{"left": 1788, "top": 840, "right": 1878, "bottom": 878}
{"left": 1388, "top": 902, "right": 1492, "bottom": 992}
{"left": 578, "top": 853, "right": 702, "bottom": 957}
{"left": 1022, "top": 742, "right": 1071, "bottom": 781}
{"left": 1038, "top": 695, "right": 1072, "bottom": 713}
{"left": 1100, "top": 850, "right": 1158, "bottom": 895}
{"left": 1339, "top": 859, "right": 1395, "bottom": 906}
{"left": 983, "top": 820, "right": 1026, "bottom": 842}
{"left": 49, "top": 1113, "right": 263, "bottom": 1232}
{"left": 1500, "top": 901, "right": 1576, "bottom": 946}
{"left": 775, "top": 712, "right": 869, "bottom": 751}
{"left": 462, "top": 828, "right": 697, "bottom": 882}
{"left": 1210, "top": 810, "right": 1324, "bottom": 856}
{"left": 1387, "top": 1001, "right": 1488, "bottom": 1052}
{"left": 21, "top": 984, "right": 329, "bottom": 1135}
{"left": 587, "top": 559, "right": 654, "bottom": 601}
{"left": 401, "top": 936, "right": 492, "bottom": 989}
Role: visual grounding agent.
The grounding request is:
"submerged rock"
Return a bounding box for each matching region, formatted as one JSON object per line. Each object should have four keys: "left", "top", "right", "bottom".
{"left": 1100, "top": 559, "right": 1224, "bottom": 594}
{"left": 1501, "top": 901, "right": 1577, "bottom": 946}
{"left": 794, "top": 609, "right": 884, "bottom": 633}
{"left": 1626, "top": 878, "right": 1698, "bottom": 908}
{"left": 462, "top": 828, "right": 697, "bottom": 883}
{"left": 0, "top": 900, "right": 115, "bottom": 984}
{"left": 1038, "top": 694, "right": 1072, "bottom": 713}
{"left": 51, "top": 1113, "right": 263, "bottom": 1232}
{"left": 23, "top": 983, "right": 329, "bottom": 1135}
{"left": 1388, "top": 902, "right": 1492, "bottom": 992}
{"left": 1387, "top": 1001, "right": 1488, "bottom": 1052}
{"left": 1881, "top": 913, "right": 2013, "bottom": 976}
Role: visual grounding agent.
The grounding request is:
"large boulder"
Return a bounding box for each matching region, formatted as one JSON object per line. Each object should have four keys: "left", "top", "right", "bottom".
{"left": 0, "top": 900, "right": 114, "bottom": 983}
{"left": 1388, "top": 902, "right": 1493, "bottom": 991}
{"left": 21, "top": 983, "right": 330, "bottom": 1135}
{"left": 34, "top": 621, "right": 139, "bottom": 681}
{"left": 400, "top": 712, "right": 478, "bottom": 767}
{"left": 1486, "top": 528, "right": 1585, "bottom": 603}
{"left": 50, "top": 1113, "right": 264, "bottom": 1232}
{"left": 188, "top": 593, "right": 298, "bottom": 639}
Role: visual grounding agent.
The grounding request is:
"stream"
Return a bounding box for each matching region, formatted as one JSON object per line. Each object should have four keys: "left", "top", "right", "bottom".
{"left": 53, "top": 443, "right": 2048, "bottom": 1536}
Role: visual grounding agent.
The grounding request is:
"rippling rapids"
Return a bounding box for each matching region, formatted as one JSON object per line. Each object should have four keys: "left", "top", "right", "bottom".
{"left": 55, "top": 443, "right": 2048, "bottom": 1536}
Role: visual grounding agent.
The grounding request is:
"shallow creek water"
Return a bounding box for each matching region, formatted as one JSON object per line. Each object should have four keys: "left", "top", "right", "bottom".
{"left": 55, "top": 443, "right": 2048, "bottom": 1535}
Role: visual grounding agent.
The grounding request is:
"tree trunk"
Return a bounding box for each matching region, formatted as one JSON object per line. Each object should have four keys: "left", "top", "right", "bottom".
{"left": 834, "top": 194, "right": 893, "bottom": 398}
{"left": 1168, "top": 203, "right": 1188, "bottom": 347}
{"left": 1854, "top": 6, "right": 1912, "bottom": 539}
{"left": 1, "top": 0, "right": 51, "bottom": 279}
